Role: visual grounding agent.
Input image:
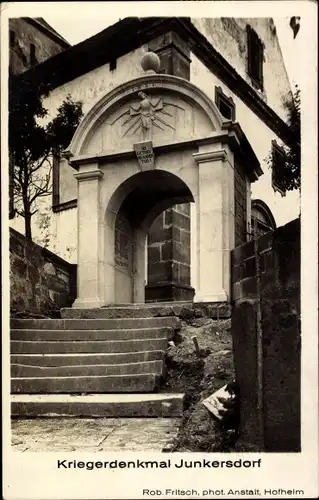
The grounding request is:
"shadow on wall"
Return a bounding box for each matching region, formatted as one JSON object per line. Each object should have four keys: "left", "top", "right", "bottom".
{"left": 10, "top": 228, "right": 77, "bottom": 318}
{"left": 231, "top": 218, "right": 301, "bottom": 452}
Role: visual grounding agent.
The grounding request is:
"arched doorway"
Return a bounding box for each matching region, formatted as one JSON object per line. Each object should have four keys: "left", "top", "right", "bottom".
{"left": 67, "top": 73, "right": 262, "bottom": 307}
{"left": 106, "top": 170, "right": 194, "bottom": 304}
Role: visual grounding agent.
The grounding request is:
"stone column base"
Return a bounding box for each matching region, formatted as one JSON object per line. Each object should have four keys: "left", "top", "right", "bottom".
{"left": 72, "top": 298, "right": 105, "bottom": 309}
{"left": 145, "top": 283, "right": 195, "bottom": 302}
{"left": 194, "top": 290, "right": 229, "bottom": 303}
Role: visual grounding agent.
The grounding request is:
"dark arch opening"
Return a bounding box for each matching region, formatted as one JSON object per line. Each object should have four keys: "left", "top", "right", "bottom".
{"left": 111, "top": 169, "right": 194, "bottom": 231}
{"left": 107, "top": 170, "right": 195, "bottom": 304}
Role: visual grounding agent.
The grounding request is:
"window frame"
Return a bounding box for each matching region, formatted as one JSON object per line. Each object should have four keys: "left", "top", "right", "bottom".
{"left": 250, "top": 198, "right": 276, "bottom": 239}
{"left": 52, "top": 153, "right": 78, "bottom": 213}
{"left": 215, "top": 86, "right": 236, "bottom": 121}
{"left": 109, "top": 58, "right": 117, "bottom": 71}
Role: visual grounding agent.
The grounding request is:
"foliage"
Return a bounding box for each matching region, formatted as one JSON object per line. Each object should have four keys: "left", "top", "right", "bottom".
{"left": 35, "top": 206, "right": 54, "bottom": 249}
{"left": 267, "top": 84, "right": 301, "bottom": 195}
{"left": 9, "top": 76, "right": 83, "bottom": 239}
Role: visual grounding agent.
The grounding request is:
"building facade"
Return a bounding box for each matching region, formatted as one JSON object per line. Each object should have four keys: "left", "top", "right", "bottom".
{"left": 9, "top": 17, "right": 70, "bottom": 75}
{"left": 10, "top": 17, "right": 300, "bottom": 305}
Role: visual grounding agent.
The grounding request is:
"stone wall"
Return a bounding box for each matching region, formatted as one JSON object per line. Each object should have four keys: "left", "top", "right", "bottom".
{"left": 10, "top": 228, "right": 76, "bottom": 317}
{"left": 146, "top": 204, "right": 194, "bottom": 302}
{"left": 231, "top": 218, "right": 300, "bottom": 451}
{"left": 234, "top": 160, "right": 248, "bottom": 247}
{"left": 9, "top": 18, "right": 68, "bottom": 75}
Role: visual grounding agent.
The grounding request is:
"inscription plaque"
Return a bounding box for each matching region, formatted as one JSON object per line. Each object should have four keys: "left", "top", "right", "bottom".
{"left": 134, "top": 141, "right": 155, "bottom": 171}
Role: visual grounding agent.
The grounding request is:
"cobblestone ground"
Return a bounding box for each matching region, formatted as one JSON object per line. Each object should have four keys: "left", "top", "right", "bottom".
{"left": 11, "top": 418, "right": 180, "bottom": 452}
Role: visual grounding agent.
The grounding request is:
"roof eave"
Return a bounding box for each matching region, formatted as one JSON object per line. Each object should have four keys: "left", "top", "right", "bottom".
{"left": 225, "top": 122, "right": 264, "bottom": 182}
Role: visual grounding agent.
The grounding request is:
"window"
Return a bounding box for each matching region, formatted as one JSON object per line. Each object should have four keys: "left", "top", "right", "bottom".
{"left": 30, "top": 43, "right": 38, "bottom": 66}
{"left": 247, "top": 25, "right": 264, "bottom": 90}
{"left": 10, "top": 30, "right": 16, "bottom": 47}
{"left": 271, "top": 140, "right": 287, "bottom": 196}
{"left": 250, "top": 199, "right": 276, "bottom": 239}
{"left": 109, "top": 58, "right": 117, "bottom": 71}
{"left": 215, "top": 86, "right": 236, "bottom": 121}
{"left": 52, "top": 153, "right": 78, "bottom": 212}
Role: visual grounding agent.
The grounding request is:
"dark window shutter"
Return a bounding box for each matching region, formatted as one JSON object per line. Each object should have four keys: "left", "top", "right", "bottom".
{"left": 247, "top": 25, "right": 264, "bottom": 89}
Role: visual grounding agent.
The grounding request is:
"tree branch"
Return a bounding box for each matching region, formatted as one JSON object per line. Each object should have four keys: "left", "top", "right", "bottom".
{"left": 28, "top": 154, "right": 51, "bottom": 174}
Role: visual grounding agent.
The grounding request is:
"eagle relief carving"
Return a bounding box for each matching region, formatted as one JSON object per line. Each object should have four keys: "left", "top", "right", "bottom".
{"left": 122, "top": 92, "right": 175, "bottom": 141}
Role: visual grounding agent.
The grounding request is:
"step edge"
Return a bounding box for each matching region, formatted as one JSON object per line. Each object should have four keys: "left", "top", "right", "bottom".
{"left": 11, "top": 327, "right": 172, "bottom": 333}
{"left": 11, "top": 338, "right": 168, "bottom": 344}
{"left": 11, "top": 393, "right": 185, "bottom": 400}
{"left": 11, "top": 360, "right": 163, "bottom": 369}
{"left": 11, "top": 373, "right": 159, "bottom": 380}
{"left": 11, "top": 350, "right": 165, "bottom": 357}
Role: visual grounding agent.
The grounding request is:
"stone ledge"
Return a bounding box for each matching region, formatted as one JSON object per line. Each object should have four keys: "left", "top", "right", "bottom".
{"left": 60, "top": 301, "right": 232, "bottom": 320}
{"left": 145, "top": 283, "right": 195, "bottom": 302}
{"left": 11, "top": 393, "right": 185, "bottom": 418}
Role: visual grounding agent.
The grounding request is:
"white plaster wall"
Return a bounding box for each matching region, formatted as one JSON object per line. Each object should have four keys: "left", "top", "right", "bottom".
{"left": 52, "top": 209, "right": 78, "bottom": 263}
{"left": 10, "top": 200, "right": 78, "bottom": 262}
{"left": 10, "top": 196, "right": 53, "bottom": 248}
{"left": 191, "top": 17, "right": 292, "bottom": 122}
{"left": 41, "top": 46, "right": 149, "bottom": 122}
{"left": 190, "top": 53, "right": 300, "bottom": 227}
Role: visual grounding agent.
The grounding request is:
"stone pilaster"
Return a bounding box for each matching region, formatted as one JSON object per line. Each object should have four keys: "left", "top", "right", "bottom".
{"left": 193, "top": 145, "right": 235, "bottom": 302}
{"left": 148, "top": 31, "right": 191, "bottom": 80}
{"left": 72, "top": 166, "right": 104, "bottom": 308}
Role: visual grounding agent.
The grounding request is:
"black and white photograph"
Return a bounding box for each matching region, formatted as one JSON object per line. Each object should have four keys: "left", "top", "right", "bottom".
{"left": 2, "top": 1, "right": 318, "bottom": 499}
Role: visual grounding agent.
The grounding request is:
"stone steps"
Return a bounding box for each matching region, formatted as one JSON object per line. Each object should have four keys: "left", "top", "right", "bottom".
{"left": 11, "top": 350, "right": 164, "bottom": 366}
{"left": 11, "top": 317, "right": 181, "bottom": 331}
{"left": 12, "top": 373, "right": 161, "bottom": 394}
{"left": 11, "top": 338, "right": 168, "bottom": 354}
{"left": 11, "top": 360, "right": 164, "bottom": 378}
{"left": 11, "top": 327, "right": 170, "bottom": 341}
{"left": 10, "top": 312, "right": 184, "bottom": 417}
{"left": 11, "top": 393, "right": 184, "bottom": 418}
